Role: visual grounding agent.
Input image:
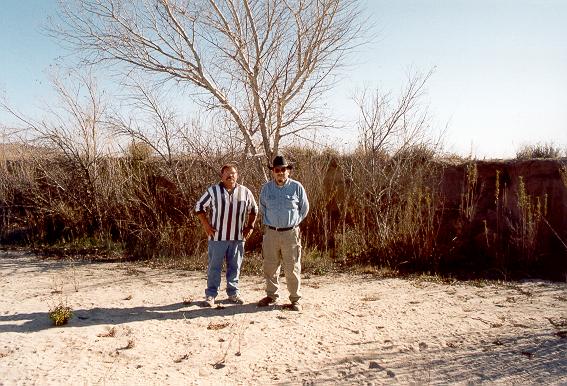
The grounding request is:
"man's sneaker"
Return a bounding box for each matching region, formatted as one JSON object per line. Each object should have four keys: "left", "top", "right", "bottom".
{"left": 228, "top": 294, "right": 245, "bottom": 304}
{"left": 204, "top": 296, "right": 215, "bottom": 307}
{"left": 257, "top": 296, "right": 277, "bottom": 307}
{"left": 290, "top": 301, "right": 302, "bottom": 311}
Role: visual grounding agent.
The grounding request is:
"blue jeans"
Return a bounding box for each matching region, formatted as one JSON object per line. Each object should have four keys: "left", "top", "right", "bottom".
{"left": 205, "top": 240, "right": 244, "bottom": 298}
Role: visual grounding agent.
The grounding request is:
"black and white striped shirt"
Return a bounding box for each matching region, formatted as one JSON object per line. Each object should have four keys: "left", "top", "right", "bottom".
{"left": 195, "top": 183, "right": 258, "bottom": 241}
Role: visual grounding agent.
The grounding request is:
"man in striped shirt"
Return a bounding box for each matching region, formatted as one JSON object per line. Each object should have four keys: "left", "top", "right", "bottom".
{"left": 195, "top": 163, "right": 258, "bottom": 307}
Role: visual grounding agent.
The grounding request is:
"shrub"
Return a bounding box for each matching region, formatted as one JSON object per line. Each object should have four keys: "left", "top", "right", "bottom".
{"left": 48, "top": 303, "right": 74, "bottom": 326}
{"left": 516, "top": 143, "right": 561, "bottom": 159}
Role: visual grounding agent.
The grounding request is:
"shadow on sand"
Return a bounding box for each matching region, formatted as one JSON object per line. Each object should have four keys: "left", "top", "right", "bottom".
{"left": 0, "top": 300, "right": 287, "bottom": 333}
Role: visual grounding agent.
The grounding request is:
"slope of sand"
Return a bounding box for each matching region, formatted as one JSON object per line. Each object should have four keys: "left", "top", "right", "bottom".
{"left": 0, "top": 250, "right": 566, "bottom": 385}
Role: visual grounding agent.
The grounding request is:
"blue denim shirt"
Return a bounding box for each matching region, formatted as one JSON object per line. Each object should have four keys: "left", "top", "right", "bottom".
{"left": 259, "top": 178, "right": 309, "bottom": 228}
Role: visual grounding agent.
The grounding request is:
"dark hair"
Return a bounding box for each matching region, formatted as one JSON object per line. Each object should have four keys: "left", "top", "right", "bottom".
{"left": 220, "top": 163, "right": 238, "bottom": 174}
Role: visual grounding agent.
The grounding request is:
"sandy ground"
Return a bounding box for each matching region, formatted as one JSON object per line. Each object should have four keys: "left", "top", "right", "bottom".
{"left": 0, "top": 250, "right": 566, "bottom": 385}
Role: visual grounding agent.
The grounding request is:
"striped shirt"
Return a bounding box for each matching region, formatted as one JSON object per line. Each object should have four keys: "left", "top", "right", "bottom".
{"left": 195, "top": 183, "right": 258, "bottom": 241}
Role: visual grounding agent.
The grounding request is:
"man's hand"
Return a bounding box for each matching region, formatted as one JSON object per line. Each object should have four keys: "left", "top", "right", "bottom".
{"left": 243, "top": 226, "right": 254, "bottom": 240}
{"left": 203, "top": 223, "right": 216, "bottom": 237}
{"left": 197, "top": 212, "right": 215, "bottom": 237}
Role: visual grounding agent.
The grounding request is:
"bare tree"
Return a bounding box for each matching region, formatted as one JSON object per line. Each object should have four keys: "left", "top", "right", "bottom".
{"left": 53, "top": 0, "right": 365, "bottom": 168}
{"left": 2, "top": 69, "right": 113, "bottom": 236}
{"left": 349, "top": 71, "right": 444, "bottom": 252}
{"left": 354, "top": 71, "right": 434, "bottom": 160}
{"left": 110, "top": 79, "right": 184, "bottom": 167}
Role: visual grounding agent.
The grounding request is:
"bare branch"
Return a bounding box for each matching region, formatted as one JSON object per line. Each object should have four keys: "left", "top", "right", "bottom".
{"left": 53, "top": 0, "right": 366, "bottom": 165}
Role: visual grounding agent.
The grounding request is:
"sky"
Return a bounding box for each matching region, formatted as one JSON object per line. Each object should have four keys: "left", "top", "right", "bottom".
{"left": 1, "top": 0, "right": 566, "bottom": 159}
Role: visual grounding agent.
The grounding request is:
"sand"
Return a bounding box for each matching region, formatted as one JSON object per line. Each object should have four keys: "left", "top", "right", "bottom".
{"left": 0, "top": 250, "right": 566, "bottom": 385}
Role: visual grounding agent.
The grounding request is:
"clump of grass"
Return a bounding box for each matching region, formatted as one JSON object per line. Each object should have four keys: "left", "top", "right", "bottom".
{"left": 302, "top": 248, "right": 336, "bottom": 275}
{"left": 460, "top": 163, "right": 478, "bottom": 221}
{"left": 516, "top": 176, "right": 547, "bottom": 261}
{"left": 352, "top": 265, "right": 399, "bottom": 278}
{"left": 48, "top": 302, "right": 73, "bottom": 326}
{"left": 516, "top": 143, "right": 562, "bottom": 159}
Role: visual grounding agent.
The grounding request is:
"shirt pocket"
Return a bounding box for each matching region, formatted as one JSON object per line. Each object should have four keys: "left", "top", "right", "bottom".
{"left": 284, "top": 194, "right": 298, "bottom": 210}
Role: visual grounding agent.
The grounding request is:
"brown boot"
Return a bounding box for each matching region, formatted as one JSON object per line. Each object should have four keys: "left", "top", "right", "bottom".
{"left": 257, "top": 296, "right": 276, "bottom": 307}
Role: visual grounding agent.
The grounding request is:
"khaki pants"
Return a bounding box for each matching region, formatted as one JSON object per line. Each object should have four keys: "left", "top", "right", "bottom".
{"left": 262, "top": 227, "right": 302, "bottom": 303}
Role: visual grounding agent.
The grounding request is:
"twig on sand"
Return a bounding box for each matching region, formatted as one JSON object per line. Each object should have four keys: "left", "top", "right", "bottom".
{"left": 211, "top": 315, "right": 250, "bottom": 369}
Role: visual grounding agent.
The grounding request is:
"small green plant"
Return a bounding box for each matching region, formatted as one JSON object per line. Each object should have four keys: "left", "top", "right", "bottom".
{"left": 48, "top": 302, "right": 73, "bottom": 326}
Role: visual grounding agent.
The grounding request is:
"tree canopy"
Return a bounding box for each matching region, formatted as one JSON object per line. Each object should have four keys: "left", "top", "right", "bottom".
{"left": 55, "top": 0, "right": 365, "bottom": 165}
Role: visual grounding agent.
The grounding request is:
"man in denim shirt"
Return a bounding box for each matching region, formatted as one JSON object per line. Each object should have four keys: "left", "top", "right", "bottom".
{"left": 257, "top": 155, "right": 309, "bottom": 311}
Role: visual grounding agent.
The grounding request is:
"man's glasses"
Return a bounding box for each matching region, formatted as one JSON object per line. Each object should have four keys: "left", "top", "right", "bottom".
{"left": 273, "top": 167, "right": 287, "bottom": 173}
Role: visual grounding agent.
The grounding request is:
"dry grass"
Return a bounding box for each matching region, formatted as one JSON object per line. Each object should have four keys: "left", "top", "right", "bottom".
{"left": 207, "top": 321, "right": 230, "bottom": 331}
{"left": 516, "top": 143, "right": 563, "bottom": 159}
{"left": 0, "top": 141, "right": 565, "bottom": 280}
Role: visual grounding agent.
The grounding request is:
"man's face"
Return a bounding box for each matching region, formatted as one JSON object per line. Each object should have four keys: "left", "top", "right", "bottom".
{"left": 221, "top": 166, "right": 238, "bottom": 189}
{"left": 271, "top": 167, "right": 290, "bottom": 186}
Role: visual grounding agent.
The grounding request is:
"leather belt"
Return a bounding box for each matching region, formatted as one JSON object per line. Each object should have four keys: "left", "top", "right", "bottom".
{"left": 267, "top": 225, "right": 295, "bottom": 232}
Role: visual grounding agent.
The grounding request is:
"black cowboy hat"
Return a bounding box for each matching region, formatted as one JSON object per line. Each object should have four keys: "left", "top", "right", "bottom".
{"left": 269, "top": 155, "right": 293, "bottom": 170}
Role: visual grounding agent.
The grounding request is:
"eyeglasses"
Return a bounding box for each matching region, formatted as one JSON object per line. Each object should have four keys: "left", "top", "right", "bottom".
{"left": 273, "top": 167, "right": 287, "bottom": 173}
